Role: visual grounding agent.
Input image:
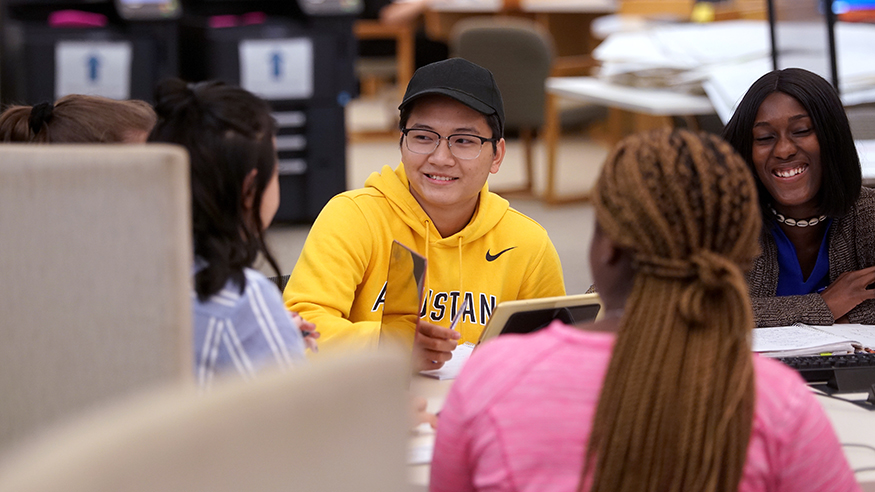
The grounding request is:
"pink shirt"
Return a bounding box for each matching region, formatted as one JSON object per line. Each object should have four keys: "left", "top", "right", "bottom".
{"left": 430, "top": 321, "right": 860, "bottom": 492}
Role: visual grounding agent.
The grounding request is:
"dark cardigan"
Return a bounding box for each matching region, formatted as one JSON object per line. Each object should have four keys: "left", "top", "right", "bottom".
{"left": 746, "top": 187, "right": 875, "bottom": 327}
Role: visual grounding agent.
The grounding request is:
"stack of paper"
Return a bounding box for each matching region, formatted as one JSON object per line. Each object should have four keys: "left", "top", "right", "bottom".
{"left": 592, "top": 19, "right": 875, "bottom": 123}
{"left": 752, "top": 323, "right": 861, "bottom": 357}
{"left": 593, "top": 20, "right": 771, "bottom": 92}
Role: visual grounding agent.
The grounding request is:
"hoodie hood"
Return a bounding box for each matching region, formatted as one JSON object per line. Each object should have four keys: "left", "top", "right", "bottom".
{"left": 363, "top": 163, "right": 509, "bottom": 245}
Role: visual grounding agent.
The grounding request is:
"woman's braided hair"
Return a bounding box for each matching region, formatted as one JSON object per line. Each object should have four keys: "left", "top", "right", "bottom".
{"left": 581, "top": 128, "right": 762, "bottom": 492}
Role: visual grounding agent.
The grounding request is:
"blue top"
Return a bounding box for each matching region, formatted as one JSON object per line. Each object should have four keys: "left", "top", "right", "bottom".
{"left": 192, "top": 263, "right": 306, "bottom": 387}
{"left": 772, "top": 220, "right": 832, "bottom": 296}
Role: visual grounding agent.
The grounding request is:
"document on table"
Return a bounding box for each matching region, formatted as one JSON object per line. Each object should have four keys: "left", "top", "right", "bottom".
{"left": 810, "top": 324, "right": 875, "bottom": 351}
{"left": 408, "top": 422, "right": 435, "bottom": 465}
{"left": 752, "top": 323, "right": 859, "bottom": 357}
{"left": 419, "top": 342, "right": 475, "bottom": 380}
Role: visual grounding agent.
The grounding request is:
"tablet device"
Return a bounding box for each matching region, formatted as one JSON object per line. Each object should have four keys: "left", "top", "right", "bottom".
{"left": 477, "top": 293, "right": 602, "bottom": 345}
{"left": 379, "top": 240, "right": 426, "bottom": 351}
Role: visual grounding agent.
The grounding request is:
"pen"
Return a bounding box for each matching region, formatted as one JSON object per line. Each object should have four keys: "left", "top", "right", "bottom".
{"left": 449, "top": 298, "right": 469, "bottom": 331}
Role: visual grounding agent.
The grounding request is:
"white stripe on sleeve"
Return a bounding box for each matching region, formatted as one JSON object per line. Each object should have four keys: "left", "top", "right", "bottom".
{"left": 223, "top": 319, "right": 256, "bottom": 379}
{"left": 248, "top": 280, "right": 293, "bottom": 366}
{"left": 198, "top": 317, "right": 219, "bottom": 388}
{"left": 204, "top": 319, "right": 225, "bottom": 389}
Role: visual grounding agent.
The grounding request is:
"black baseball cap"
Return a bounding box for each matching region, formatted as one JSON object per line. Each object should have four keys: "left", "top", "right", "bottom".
{"left": 399, "top": 58, "right": 505, "bottom": 135}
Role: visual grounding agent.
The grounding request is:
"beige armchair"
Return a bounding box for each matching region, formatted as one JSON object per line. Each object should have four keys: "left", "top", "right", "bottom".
{"left": 0, "top": 352, "right": 412, "bottom": 492}
{"left": 0, "top": 144, "right": 193, "bottom": 451}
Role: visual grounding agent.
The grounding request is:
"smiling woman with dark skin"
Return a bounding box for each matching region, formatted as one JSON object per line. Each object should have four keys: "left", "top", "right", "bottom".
{"left": 723, "top": 68, "right": 875, "bottom": 327}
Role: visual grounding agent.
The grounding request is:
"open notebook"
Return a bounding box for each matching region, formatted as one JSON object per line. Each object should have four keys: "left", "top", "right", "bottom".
{"left": 750, "top": 323, "right": 875, "bottom": 357}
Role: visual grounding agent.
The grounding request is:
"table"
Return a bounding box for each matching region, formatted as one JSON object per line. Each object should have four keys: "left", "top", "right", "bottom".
{"left": 814, "top": 391, "right": 875, "bottom": 490}
{"left": 542, "top": 76, "right": 714, "bottom": 203}
{"left": 408, "top": 376, "right": 453, "bottom": 487}
{"left": 409, "top": 375, "right": 875, "bottom": 489}
{"left": 423, "top": 0, "right": 614, "bottom": 69}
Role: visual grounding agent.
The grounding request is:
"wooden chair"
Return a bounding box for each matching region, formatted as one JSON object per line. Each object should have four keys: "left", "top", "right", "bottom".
{"left": 0, "top": 144, "right": 192, "bottom": 452}
{"left": 354, "top": 19, "right": 416, "bottom": 101}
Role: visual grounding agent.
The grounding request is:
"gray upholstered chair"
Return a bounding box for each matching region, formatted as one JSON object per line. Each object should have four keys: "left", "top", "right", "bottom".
{"left": 0, "top": 352, "right": 411, "bottom": 492}
{"left": 0, "top": 144, "right": 193, "bottom": 452}
{"left": 847, "top": 103, "right": 875, "bottom": 140}
{"left": 450, "top": 17, "right": 555, "bottom": 196}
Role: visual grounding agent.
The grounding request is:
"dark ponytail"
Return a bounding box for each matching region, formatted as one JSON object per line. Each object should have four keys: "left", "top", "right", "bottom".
{"left": 150, "top": 78, "right": 281, "bottom": 301}
{"left": 28, "top": 101, "right": 55, "bottom": 135}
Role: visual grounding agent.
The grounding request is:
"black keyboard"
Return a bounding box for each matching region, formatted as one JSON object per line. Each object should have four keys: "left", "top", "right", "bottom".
{"left": 777, "top": 353, "right": 875, "bottom": 393}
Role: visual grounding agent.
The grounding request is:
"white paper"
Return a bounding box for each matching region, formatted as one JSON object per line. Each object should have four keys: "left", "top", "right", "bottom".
{"left": 858, "top": 140, "right": 875, "bottom": 181}
{"left": 419, "top": 342, "right": 475, "bottom": 380}
{"left": 651, "top": 21, "right": 770, "bottom": 65}
{"left": 55, "top": 41, "right": 132, "bottom": 100}
{"left": 239, "top": 38, "right": 313, "bottom": 101}
{"left": 811, "top": 324, "right": 875, "bottom": 351}
{"left": 408, "top": 440, "right": 434, "bottom": 465}
{"left": 752, "top": 323, "right": 858, "bottom": 357}
{"left": 703, "top": 57, "right": 772, "bottom": 123}
{"left": 407, "top": 422, "right": 436, "bottom": 465}
{"left": 593, "top": 31, "right": 687, "bottom": 68}
{"left": 594, "top": 21, "right": 770, "bottom": 71}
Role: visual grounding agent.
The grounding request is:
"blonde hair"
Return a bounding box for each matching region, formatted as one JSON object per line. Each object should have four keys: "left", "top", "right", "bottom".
{"left": 0, "top": 94, "right": 156, "bottom": 143}
{"left": 582, "top": 129, "right": 762, "bottom": 492}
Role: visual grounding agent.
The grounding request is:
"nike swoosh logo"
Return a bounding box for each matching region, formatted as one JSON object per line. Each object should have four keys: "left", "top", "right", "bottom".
{"left": 486, "top": 247, "right": 516, "bottom": 262}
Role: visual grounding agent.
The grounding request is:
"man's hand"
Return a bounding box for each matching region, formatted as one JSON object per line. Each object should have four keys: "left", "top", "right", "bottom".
{"left": 413, "top": 319, "right": 460, "bottom": 371}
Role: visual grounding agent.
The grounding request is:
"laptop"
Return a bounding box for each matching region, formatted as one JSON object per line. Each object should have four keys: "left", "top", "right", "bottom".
{"left": 477, "top": 293, "right": 603, "bottom": 345}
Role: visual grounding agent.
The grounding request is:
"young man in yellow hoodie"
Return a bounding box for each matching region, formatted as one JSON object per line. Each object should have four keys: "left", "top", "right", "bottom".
{"left": 284, "top": 58, "right": 566, "bottom": 369}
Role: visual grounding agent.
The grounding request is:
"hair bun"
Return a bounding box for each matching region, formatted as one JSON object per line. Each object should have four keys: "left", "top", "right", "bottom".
{"left": 29, "top": 101, "right": 54, "bottom": 135}
{"left": 153, "top": 78, "right": 195, "bottom": 120}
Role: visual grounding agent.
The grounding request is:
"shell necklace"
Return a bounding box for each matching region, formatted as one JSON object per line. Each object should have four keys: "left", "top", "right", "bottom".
{"left": 769, "top": 205, "right": 826, "bottom": 228}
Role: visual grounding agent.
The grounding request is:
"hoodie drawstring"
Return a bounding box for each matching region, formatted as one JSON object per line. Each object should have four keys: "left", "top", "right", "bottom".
{"left": 422, "top": 221, "right": 465, "bottom": 327}
{"left": 458, "top": 236, "right": 463, "bottom": 302}
{"left": 424, "top": 221, "right": 430, "bottom": 300}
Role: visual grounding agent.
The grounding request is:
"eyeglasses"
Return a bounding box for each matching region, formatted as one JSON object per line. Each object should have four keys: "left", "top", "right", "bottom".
{"left": 401, "top": 128, "right": 498, "bottom": 160}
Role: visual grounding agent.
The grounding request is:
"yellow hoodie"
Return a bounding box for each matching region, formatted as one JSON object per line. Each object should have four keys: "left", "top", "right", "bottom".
{"left": 284, "top": 163, "right": 566, "bottom": 354}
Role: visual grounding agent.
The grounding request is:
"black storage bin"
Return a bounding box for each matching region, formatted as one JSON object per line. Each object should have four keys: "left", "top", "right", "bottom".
{"left": 1, "top": 0, "right": 179, "bottom": 105}
{"left": 179, "top": 0, "right": 359, "bottom": 223}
